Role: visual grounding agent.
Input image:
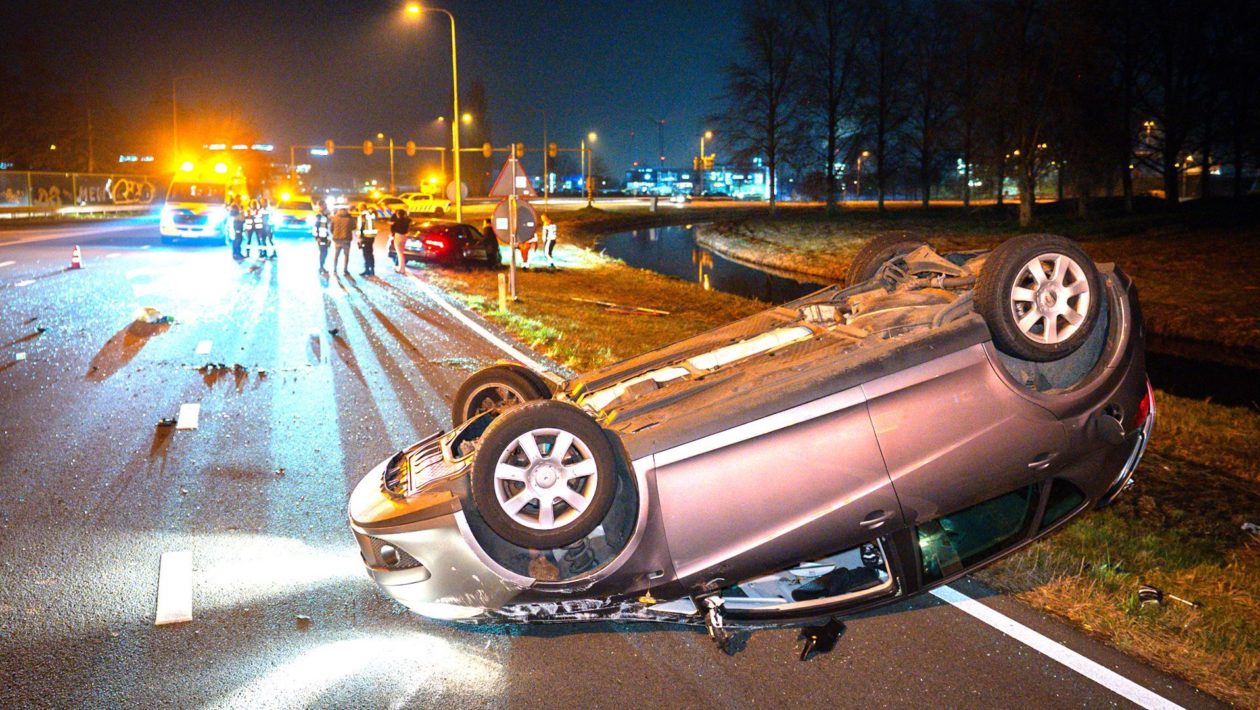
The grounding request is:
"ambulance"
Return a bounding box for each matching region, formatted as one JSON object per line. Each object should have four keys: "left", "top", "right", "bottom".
{"left": 159, "top": 161, "right": 249, "bottom": 243}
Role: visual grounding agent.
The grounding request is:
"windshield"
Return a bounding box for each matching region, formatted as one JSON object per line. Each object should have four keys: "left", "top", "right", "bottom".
{"left": 167, "top": 182, "right": 226, "bottom": 202}
{"left": 278, "top": 200, "right": 313, "bottom": 211}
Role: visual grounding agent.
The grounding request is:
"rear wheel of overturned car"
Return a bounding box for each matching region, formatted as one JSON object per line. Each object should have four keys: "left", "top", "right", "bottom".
{"left": 975, "top": 233, "right": 1102, "bottom": 362}
{"left": 471, "top": 400, "right": 618, "bottom": 549}
{"left": 846, "top": 232, "right": 929, "bottom": 287}
{"left": 451, "top": 365, "right": 551, "bottom": 426}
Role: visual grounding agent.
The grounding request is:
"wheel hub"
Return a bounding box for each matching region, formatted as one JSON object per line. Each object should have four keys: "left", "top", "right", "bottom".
{"left": 531, "top": 462, "right": 561, "bottom": 489}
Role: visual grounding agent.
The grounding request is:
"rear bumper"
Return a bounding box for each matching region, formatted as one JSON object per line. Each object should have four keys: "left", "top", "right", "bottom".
{"left": 1099, "top": 387, "right": 1155, "bottom": 506}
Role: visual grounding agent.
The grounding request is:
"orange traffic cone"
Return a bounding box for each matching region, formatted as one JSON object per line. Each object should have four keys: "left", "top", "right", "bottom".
{"left": 69, "top": 245, "right": 82, "bottom": 269}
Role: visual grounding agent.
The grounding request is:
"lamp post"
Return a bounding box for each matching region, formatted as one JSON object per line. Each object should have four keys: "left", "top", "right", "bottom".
{"left": 699, "top": 130, "right": 713, "bottom": 195}
{"left": 377, "top": 132, "right": 396, "bottom": 194}
{"left": 855, "top": 150, "right": 870, "bottom": 199}
{"left": 528, "top": 106, "right": 548, "bottom": 212}
{"left": 584, "top": 132, "right": 597, "bottom": 207}
{"left": 405, "top": 3, "right": 462, "bottom": 222}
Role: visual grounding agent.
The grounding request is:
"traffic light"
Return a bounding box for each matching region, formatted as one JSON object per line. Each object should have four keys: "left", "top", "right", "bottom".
{"left": 515, "top": 143, "right": 526, "bottom": 158}
{"left": 703, "top": 155, "right": 715, "bottom": 170}
{"left": 405, "top": 141, "right": 416, "bottom": 157}
{"left": 548, "top": 142, "right": 557, "bottom": 158}
{"left": 324, "top": 139, "right": 335, "bottom": 155}
{"left": 363, "top": 140, "right": 374, "bottom": 156}
{"left": 482, "top": 142, "right": 492, "bottom": 158}
{"left": 693, "top": 157, "right": 701, "bottom": 171}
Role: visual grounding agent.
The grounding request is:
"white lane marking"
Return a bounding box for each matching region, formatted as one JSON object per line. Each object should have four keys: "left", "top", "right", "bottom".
{"left": 0, "top": 260, "right": 15, "bottom": 267}
{"left": 155, "top": 550, "right": 193, "bottom": 625}
{"left": 931, "top": 586, "right": 1184, "bottom": 709}
{"left": 106, "top": 252, "right": 121, "bottom": 259}
{"left": 176, "top": 403, "right": 200, "bottom": 430}
{"left": 16, "top": 279, "right": 35, "bottom": 287}
{"left": 402, "top": 272, "right": 549, "bottom": 373}
{"left": 195, "top": 340, "right": 213, "bottom": 355}
{"left": 0, "top": 222, "right": 143, "bottom": 248}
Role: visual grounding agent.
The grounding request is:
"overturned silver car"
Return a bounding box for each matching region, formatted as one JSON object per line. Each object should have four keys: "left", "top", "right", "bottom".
{"left": 348, "top": 233, "right": 1153, "bottom": 650}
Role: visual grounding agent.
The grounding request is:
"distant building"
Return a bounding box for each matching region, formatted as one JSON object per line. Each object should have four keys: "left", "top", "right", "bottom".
{"left": 624, "top": 159, "right": 770, "bottom": 199}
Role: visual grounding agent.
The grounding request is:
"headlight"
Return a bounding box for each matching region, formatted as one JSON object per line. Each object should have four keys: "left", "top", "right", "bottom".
{"left": 205, "top": 206, "right": 227, "bottom": 223}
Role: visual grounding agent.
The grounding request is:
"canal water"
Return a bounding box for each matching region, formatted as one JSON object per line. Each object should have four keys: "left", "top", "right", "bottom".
{"left": 597, "top": 224, "right": 827, "bottom": 305}
{"left": 598, "top": 223, "right": 1258, "bottom": 407}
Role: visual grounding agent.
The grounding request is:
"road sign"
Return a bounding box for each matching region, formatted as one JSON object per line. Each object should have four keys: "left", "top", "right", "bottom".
{"left": 488, "top": 155, "right": 538, "bottom": 198}
{"left": 445, "top": 180, "right": 469, "bottom": 201}
{"left": 492, "top": 198, "right": 537, "bottom": 245}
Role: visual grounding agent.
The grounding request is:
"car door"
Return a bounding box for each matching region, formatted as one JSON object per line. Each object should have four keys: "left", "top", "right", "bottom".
{"left": 863, "top": 344, "right": 1068, "bottom": 526}
{"left": 652, "top": 386, "right": 903, "bottom": 589}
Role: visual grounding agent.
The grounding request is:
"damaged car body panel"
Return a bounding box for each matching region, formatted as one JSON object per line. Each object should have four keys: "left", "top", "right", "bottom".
{"left": 348, "top": 234, "right": 1153, "bottom": 643}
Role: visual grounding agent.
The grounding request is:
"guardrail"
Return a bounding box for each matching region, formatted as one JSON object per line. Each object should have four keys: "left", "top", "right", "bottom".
{"left": 0, "top": 170, "right": 166, "bottom": 219}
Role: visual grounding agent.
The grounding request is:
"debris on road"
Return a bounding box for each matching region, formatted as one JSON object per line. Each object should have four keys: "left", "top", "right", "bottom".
{"left": 295, "top": 614, "right": 312, "bottom": 628}
{"left": 175, "top": 403, "right": 200, "bottom": 430}
{"left": 1243, "top": 522, "right": 1260, "bottom": 535}
{"left": 195, "top": 340, "right": 212, "bottom": 355}
{"left": 275, "top": 467, "right": 285, "bottom": 477}
{"left": 1137, "top": 583, "right": 1200, "bottom": 608}
{"left": 570, "top": 296, "right": 670, "bottom": 316}
{"left": 327, "top": 328, "right": 340, "bottom": 337}
{"left": 15, "top": 352, "right": 26, "bottom": 361}
{"left": 133, "top": 307, "right": 175, "bottom": 325}
{"left": 155, "top": 417, "right": 177, "bottom": 427}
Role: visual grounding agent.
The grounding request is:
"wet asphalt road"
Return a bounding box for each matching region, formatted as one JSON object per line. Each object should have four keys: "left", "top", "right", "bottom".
{"left": 0, "top": 219, "right": 1224, "bottom": 709}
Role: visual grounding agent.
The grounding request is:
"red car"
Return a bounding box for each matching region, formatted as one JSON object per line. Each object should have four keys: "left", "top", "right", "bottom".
{"left": 388, "top": 220, "right": 501, "bottom": 267}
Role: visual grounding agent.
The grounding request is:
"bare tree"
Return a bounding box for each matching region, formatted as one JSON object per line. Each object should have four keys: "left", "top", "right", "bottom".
{"left": 795, "top": 0, "right": 865, "bottom": 214}
{"left": 904, "top": 0, "right": 955, "bottom": 207}
{"left": 857, "top": 0, "right": 912, "bottom": 213}
{"left": 717, "top": 0, "right": 802, "bottom": 216}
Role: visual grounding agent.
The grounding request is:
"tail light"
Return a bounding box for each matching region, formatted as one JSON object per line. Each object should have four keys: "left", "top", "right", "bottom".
{"left": 1134, "top": 379, "right": 1154, "bottom": 429}
{"left": 424, "top": 239, "right": 447, "bottom": 249}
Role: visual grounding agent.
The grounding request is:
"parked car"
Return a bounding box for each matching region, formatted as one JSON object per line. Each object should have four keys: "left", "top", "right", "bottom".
{"left": 269, "top": 196, "right": 317, "bottom": 234}
{"left": 349, "top": 233, "right": 1152, "bottom": 655}
{"left": 398, "top": 192, "right": 452, "bottom": 216}
{"left": 387, "top": 219, "right": 501, "bottom": 267}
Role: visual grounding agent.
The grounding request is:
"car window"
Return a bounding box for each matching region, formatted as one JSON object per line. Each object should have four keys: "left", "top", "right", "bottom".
{"left": 917, "top": 485, "right": 1038, "bottom": 583}
{"left": 1039, "top": 480, "right": 1085, "bottom": 531}
{"left": 278, "top": 200, "right": 311, "bottom": 210}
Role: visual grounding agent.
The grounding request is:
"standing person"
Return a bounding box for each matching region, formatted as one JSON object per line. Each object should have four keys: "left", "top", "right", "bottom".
{"left": 481, "top": 218, "right": 502, "bottom": 268}
{"left": 312, "top": 200, "right": 332, "bottom": 274}
{"left": 244, "top": 199, "right": 262, "bottom": 258}
{"left": 356, "top": 203, "right": 377, "bottom": 276}
{"left": 228, "top": 196, "right": 245, "bottom": 260}
{"left": 390, "top": 208, "right": 412, "bottom": 274}
{"left": 259, "top": 198, "right": 275, "bottom": 259}
{"left": 540, "top": 213, "right": 558, "bottom": 268}
{"left": 331, "top": 206, "right": 355, "bottom": 275}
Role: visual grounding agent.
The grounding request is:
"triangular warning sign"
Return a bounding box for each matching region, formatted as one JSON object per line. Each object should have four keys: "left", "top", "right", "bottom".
{"left": 488, "top": 155, "right": 538, "bottom": 198}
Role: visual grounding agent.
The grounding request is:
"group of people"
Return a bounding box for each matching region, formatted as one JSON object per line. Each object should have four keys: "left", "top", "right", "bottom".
{"left": 312, "top": 200, "right": 391, "bottom": 277}
{"left": 227, "top": 197, "right": 276, "bottom": 260}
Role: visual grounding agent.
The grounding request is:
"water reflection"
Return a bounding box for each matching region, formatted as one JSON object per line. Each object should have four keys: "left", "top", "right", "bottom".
{"left": 600, "top": 225, "right": 825, "bottom": 304}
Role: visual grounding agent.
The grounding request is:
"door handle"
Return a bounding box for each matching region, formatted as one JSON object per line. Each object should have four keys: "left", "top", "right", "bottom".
{"left": 1028, "top": 452, "right": 1059, "bottom": 470}
{"left": 859, "top": 509, "right": 895, "bottom": 529}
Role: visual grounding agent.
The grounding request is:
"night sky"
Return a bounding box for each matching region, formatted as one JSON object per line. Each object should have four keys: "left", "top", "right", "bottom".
{"left": 2, "top": 0, "right": 740, "bottom": 175}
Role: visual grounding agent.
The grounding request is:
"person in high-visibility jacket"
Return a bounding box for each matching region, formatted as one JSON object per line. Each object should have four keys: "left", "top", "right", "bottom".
{"left": 259, "top": 198, "right": 275, "bottom": 260}
{"left": 356, "top": 203, "right": 377, "bottom": 277}
{"left": 312, "top": 201, "right": 333, "bottom": 274}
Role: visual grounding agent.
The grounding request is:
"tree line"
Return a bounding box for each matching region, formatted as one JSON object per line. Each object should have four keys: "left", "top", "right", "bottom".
{"left": 716, "top": 0, "right": 1260, "bottom": 224}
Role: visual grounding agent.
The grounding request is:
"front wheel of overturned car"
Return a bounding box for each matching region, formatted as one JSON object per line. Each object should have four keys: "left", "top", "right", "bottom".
{"left": 975, "top": 233, "right": 1101, "bottom": 362}
{"left": 471, "top": 400, "right": 618, "bottom": 549}
{"left": 846, "top": 232, "right": 928, "bottom": 287}
{"left": 451, "top": 365, "right": 551, "bottom": 426}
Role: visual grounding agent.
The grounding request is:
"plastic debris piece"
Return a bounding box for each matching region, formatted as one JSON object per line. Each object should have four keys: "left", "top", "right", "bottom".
{"left": 156, "top": 417, "right": 177, "bottom": 427}
{"left": 798, "top": 618, "right": 846, "bottom": 661}
{"left": 1243, "top": 522, "right": 1260, "bottom": 534}
{"left": 179, "top": 488, "right": 188, "bottom": 496}
{"left": 15, "top": 352, "right": 26, "bottom": 361}
{"left": 35, "top": 326, "right": 47, "bottom": 334}
{"left": 327, "top": 328, "right": 340, "bottom": 337}
{"left": 1137, "top": 583, "right": 1199, "bottom": 608}
{"left": 295, "top": 614, "right": 312, "bottom": 628}
{"left": 275, "top": 468, "right": 286, "bottom": 477}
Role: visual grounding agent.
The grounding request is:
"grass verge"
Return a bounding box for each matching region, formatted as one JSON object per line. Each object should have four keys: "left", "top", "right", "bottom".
{"left": 422, "top": 249, "right": 1260, "bottom": 706}
{"left": 695, "top": 200, "right": 1260, "bottom": 352}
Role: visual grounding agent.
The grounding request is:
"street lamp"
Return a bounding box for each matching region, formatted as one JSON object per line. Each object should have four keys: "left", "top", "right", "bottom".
{"left": 855, "top": 150, "right": 870, "bottom": 199}
{"left": 376, "top": 133, "right": 396, "bottom": 194}
{"left": 404, "top": 3, "right": 463, "bottom": 222}
{"left": 583, "top": 132, "right": 597, "bottom": 207}
{"left": 699, "top": 130, "right": 713, "bottom": 195}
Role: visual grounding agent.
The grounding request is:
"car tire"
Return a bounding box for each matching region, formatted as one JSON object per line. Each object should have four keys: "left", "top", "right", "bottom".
{"left": 846, "top": 232, "right": 928, "bottom": 287}
{"left": 471, "top": 400, "right": 618, "bottom": 549}
{"left": 974, "top": 234, "right": 1102, "bottom": 362}
{"left": 452, "top": 365, "right": 551, "bottom": 426}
